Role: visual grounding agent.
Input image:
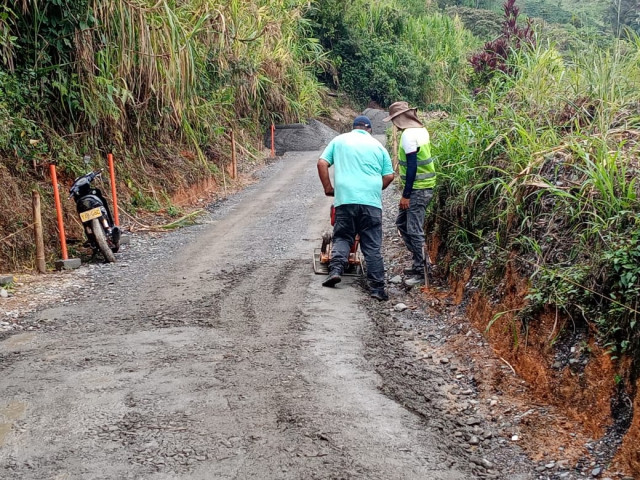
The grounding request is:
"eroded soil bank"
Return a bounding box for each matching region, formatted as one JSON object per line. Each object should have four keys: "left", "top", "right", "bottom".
{"left": 428, "top": 244, "right": 639, "bottom": 479}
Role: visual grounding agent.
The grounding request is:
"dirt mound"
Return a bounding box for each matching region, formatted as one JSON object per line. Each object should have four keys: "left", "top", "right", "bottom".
{"left": 267, "top": 109, "right": 391, "bottom": 155}
{"left": 362, "top": 108, "right": 391, "bottom": 135}
{"left": 266, "top": 119, "right": 339, "bottom": 155}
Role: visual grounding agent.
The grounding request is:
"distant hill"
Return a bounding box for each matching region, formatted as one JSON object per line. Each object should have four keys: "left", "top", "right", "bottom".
{"left": 442, "top": 0, "right": 609, "bottom": 30}
{"left": 518, "top": 0, "right": 608, "bottom": 29}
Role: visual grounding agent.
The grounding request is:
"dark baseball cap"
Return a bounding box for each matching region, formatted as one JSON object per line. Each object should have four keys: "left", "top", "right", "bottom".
{"left": 353, "top": 115, "right": 372, "bottom": 128}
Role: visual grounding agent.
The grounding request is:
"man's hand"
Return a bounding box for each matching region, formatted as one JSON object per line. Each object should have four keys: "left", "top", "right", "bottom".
{"left": 399, "top": 197, "right": 410, "bottom": 210}
{"left": 317, "top": 159, "right": 335, "bottom": 197}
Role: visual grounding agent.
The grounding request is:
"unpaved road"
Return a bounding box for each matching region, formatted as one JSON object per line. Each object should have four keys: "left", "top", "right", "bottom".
{"left": 0, "top": 145, "right": 546, "bottom": 479}
{"left": 0, "top": 149, "right": 476, "bottom": 480}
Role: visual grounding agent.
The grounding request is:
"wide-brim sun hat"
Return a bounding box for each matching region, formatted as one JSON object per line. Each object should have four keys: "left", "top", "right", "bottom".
{"left": 382, "top": 101, "right": 424, "bottom": 129}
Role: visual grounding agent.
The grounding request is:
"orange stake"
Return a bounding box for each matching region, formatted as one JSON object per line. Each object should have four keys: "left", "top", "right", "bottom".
{"left": 107, "top": 153, "right": 120, "bottom": 226}
{"left": 49, "top": 164, "right": 68, "bottom": 260}
{"left": 230, "top": 129, "right": 237, "bottom": 179}
{"left": 270, "top": 123, "right": 275, "bottom": 158}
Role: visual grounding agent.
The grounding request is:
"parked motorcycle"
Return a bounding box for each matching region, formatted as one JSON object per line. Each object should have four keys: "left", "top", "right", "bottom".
{"left": 68, "top": 161, "right": 120, "bottom": 263}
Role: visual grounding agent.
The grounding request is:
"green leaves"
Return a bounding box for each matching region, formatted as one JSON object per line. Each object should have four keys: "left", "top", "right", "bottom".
{"left": 307, "top": 0, "right": 478, "bottom": 108}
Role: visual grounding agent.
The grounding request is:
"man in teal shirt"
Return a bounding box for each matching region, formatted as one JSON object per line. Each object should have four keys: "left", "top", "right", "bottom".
{"left": 317, "top": 115, "right": 395, "bottom": 301}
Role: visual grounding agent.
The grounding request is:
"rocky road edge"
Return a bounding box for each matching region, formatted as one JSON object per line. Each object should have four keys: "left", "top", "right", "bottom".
{"left": 369, "top": 186, "right": 634, "bottom": 480}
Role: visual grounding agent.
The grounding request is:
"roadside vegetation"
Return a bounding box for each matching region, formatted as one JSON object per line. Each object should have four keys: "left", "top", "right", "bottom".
{"left": 429, "top": 1, "right": 640, "bottom": 368}
{"left": 2, "top": 0, "right": 640, "bottom": 474}
{"left": 425, "top": 2, "right": 640, "bottom": 472}
{"left": 0, "top": 0, "right": 328, "bottom": 269}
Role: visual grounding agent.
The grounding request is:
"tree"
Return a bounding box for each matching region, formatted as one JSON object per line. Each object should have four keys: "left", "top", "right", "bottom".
{"left": 608, "top": 0, "right": 640, "bottom": 37}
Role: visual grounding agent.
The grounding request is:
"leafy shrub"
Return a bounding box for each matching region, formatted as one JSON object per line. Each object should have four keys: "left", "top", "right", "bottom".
{"left": 600, "top": 223, "right": 640, "bottom": 355}
{"left": 469, "top": 0, "right": 536, "bottom": 85}
{"left": 340, "top": 41, "right": 427, "bottom": 107}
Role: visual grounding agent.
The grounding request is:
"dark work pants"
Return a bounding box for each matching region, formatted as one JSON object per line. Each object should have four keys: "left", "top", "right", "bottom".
{"left": 329, "top": 204, "right": 385, "bottom": 291}
{"left": 396, "top": 189, "right": 433, "bottom": 271}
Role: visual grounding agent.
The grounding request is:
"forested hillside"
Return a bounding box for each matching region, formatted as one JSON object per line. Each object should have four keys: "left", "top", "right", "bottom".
{"left": 436, "top": 0, "right": 636, "bottom": 35}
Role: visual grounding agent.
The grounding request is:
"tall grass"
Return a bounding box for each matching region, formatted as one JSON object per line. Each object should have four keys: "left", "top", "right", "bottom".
{"left": 430, "top": 31, "right": 640, "bottom": 355}
{"left": 2, "top": 0, "right": 328, "bottom": 160}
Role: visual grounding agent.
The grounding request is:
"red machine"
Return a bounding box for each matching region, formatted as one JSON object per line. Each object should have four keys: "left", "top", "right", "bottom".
{"left": 313, "top": 205, "right": 364, "bottom": 275}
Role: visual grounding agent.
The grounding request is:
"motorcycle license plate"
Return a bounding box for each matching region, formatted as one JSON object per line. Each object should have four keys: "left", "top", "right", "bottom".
{"left": 80, "top": 207, "right": 102, "bottom": 222}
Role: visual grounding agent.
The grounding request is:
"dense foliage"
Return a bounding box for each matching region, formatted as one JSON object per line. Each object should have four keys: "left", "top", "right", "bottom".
{"left": 429, "top": 28, "right": 640, "bottom": 360}
{"left": 0, "top": 0, "right": 327, "bottom": 171}
{"left": 306, "top": 0, "right": 479, "bottom": 109}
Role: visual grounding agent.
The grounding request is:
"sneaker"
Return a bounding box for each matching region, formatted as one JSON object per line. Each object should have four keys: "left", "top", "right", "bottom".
{"left": 404, "top": 275, "right": 424, "bottom": 287}
{"left": 370, "top": 290, "right": 389, "bottom": 301}
{"left": 403, "top": 266, "right": 423, "bottom": 276}
{"left": 322, "top": 271, "right": 342, "bottom": 288}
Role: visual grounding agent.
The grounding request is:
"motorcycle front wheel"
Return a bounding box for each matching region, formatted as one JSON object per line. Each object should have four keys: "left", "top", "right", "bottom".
{"left": 91, "top": 218, "right": 116, "bottom": 263}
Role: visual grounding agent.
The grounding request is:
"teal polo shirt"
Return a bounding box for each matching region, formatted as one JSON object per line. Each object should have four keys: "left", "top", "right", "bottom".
{"left": 320, "top": 130, "right": 393, "bottom": 209}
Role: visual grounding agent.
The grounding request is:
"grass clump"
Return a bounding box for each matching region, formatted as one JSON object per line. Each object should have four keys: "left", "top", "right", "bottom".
{"left": 429, "top": 29, "right": 640, "bottom": 360}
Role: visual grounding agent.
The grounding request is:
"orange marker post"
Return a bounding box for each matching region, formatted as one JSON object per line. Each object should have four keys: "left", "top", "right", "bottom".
{"left": 107, "top": 153, "right": 120, "bottom": 226}
{"left": 270, "top": 123, "right": 275, "bottom": 158}
{"left": 49, "top": 164, "right": 68, "bottom": 260}
{"left": 230, "top": 130, "right": 237, "bottom": 179}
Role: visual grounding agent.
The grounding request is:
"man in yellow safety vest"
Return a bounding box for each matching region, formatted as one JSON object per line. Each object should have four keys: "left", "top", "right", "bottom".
{"left": 383, "top": 102, "right": 436, "bottom": 287}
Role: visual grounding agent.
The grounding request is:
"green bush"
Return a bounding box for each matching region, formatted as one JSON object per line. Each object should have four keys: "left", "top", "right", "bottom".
{"left": 307, "top": 0, "right": 478, "bottom": 108}
{"left": 340, "top": 41, "right": 427, "bottom": 107}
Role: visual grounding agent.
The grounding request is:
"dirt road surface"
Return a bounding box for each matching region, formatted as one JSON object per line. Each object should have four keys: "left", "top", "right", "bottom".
{"left": 0, "top": 148, "right": 539, "bottom": 479}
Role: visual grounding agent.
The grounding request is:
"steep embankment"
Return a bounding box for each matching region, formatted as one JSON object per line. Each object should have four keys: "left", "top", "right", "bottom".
{"left": 426, "top": 34, "right": 640, "bottom": 475}
{"left": 0, "top": 0, "right": 329, "bottom": 272}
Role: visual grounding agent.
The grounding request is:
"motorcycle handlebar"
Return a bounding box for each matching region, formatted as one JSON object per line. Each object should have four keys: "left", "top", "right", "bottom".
{"left": 68, "top": 169, "right": 104, "bottom": 198}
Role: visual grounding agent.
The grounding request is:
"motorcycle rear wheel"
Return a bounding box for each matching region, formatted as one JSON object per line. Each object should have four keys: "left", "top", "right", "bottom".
{"left": 91, "top": 218, "right": 116, "bottom": 263}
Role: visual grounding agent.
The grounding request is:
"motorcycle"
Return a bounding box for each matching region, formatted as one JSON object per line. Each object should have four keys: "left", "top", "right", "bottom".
{"left": 68, "top": 161, "right": 121, "bottom": 263}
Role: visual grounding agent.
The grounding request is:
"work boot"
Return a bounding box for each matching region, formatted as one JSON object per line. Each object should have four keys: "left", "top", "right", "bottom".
{"left": 322, "top": 271, "right": 342, "bottom": 287}
{"left": 370, "top": 289, "right": 389, "bottom": 302}
{"left": 404, "top": 275, "right": 424, "bottom": 287}
{"left": 403, "top": 266, "right": 423, "bottom": 276}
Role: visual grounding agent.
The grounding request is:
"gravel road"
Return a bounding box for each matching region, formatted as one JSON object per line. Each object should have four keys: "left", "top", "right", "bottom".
{"left": 0, "top": 148, "right": 491, "bottom": 479}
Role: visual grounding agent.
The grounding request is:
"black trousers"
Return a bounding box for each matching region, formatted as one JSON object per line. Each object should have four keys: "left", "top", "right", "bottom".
{"left": 330, "top": 204, "right": 385, "bottom": 291}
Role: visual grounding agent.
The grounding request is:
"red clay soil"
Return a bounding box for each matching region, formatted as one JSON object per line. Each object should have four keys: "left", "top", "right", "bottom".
{"left": 614, "top": 377, "right": 640, "bottom": 474}
{"left": 171, "top": 176, "right": 220, "bottom": 207}
{"left": 446, "top": 254, "right": 639, "bottom": 476}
